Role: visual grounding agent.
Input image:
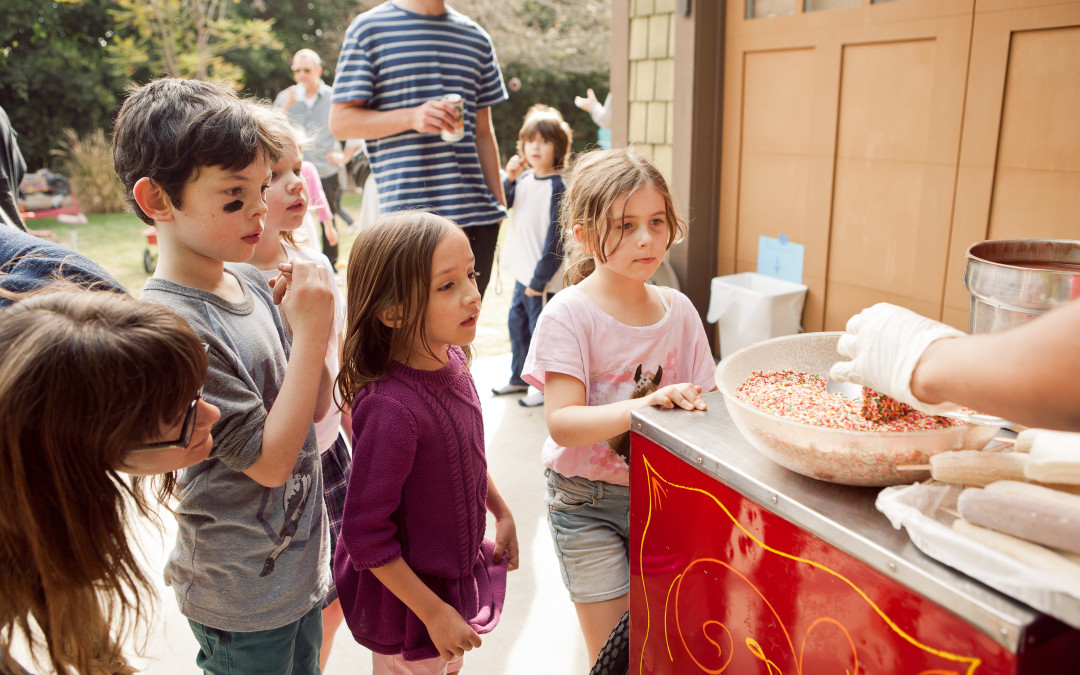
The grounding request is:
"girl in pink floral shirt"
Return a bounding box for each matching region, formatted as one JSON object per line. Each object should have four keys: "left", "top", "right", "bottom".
{"left": 521, "top": 148, "right": 715, "bottom": 664}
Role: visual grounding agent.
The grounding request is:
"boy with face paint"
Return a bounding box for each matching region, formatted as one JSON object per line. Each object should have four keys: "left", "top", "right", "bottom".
{"left": 112, "top": 78, "right": 337, "bottom": 674}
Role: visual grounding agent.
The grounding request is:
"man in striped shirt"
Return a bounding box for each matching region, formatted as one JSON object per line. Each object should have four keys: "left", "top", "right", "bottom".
{"left": 330, "top": 0, "right": 508, "bottom": 298}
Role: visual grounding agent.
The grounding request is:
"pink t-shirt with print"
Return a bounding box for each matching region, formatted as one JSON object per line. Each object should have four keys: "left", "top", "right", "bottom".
{"left": 522, "top": 284, "right": 715, "bottom": 486}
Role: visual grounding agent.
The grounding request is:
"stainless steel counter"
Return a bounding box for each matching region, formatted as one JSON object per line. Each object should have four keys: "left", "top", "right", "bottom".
{"left": 631, "top": 391, "right": 1065, "bottom": 653}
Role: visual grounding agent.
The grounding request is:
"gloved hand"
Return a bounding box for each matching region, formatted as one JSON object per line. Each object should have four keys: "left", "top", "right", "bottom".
{"left": 829, "top": 302, "right": 964, "bottom": 414}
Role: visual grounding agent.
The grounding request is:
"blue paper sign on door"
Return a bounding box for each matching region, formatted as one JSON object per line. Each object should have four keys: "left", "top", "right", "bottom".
{"left": 758, "top": 234, "right": 804, "bottom": 285}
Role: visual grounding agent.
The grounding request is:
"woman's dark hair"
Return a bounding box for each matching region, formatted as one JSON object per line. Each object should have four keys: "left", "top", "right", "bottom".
{"left": 0, "top": 289, "right": 208, "bottom": 674}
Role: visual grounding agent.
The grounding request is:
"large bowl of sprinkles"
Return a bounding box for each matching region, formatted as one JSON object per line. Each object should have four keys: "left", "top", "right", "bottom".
{"left": 714, "top": 332, "right": 1000, "bottom": 487}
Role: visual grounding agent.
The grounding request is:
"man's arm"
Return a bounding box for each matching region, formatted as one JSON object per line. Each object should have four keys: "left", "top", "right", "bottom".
{"left": 911, "top": 299, "right": 1080, "bottom": 431}
{"left": 329, "top": 99, "right": 457, "bottom": 142}
{"left": 474, "top": 107, "right": 505, "bottom": 207}
{"left": 274, "top": 86, "right": 299, "bottom": 111}
{"left": 832, "top": 299, "right": 1080, "bottom": 431}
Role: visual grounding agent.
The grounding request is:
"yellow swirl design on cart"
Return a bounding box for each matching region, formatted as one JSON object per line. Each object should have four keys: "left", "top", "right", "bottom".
{"left": 637, "top": 454, "right": 983, "bottom": 674}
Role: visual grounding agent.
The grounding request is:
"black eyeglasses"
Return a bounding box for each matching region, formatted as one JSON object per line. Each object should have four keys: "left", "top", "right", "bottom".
{"left": 130, "top": 387, "right": 203, "bottom": 453}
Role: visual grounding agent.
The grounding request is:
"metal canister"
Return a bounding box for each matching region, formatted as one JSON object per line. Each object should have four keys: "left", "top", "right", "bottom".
{"left": 441, "top": 93, "right": 465, "bottom": 143}
{"left": 963, "top": 239, "right": 1080, "bottom": 333}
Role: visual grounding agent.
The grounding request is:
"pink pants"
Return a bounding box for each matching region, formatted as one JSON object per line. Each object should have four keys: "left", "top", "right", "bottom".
{"left": 372, "top": 652, "right": 464, "bottom": 675}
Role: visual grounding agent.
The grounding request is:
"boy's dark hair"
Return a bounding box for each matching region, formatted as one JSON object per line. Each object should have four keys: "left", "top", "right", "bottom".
{"left": 112, "top": 78, "right": 283, "bottom": 224}
{"left": 516, "top": 104, "right": 573, "bottom": 171}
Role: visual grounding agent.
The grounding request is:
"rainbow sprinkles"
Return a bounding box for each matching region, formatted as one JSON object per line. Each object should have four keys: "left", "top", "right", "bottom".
{"left": 735, "top": 370, "right": 963, "bottom": 432}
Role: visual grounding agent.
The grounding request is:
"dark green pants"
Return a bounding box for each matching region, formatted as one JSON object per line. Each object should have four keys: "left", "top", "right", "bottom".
{"left": 188, "top": 601, "right": 323, "bottom": 674}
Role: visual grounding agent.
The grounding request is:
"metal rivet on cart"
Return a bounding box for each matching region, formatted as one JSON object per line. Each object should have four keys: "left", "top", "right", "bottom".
{"left": 888, "top": 562, "right": 896, "bottom": 572}
{"left": 696, "top": 456, "right": 703, "bottom": 464}
{"left": 771, "top": 494, "right": 778, "bottom": 504}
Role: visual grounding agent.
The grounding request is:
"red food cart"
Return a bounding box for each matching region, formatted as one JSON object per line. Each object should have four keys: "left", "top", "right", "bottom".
{"left": 628, "top": 394, "right": 1080, "bottom": 674}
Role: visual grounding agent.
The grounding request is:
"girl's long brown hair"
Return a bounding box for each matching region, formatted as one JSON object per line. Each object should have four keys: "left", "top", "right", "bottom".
{"left": 336, "top": 211, "right": 470, "bottom": 407}
{"left": 0, "top": 289, "right": 207, "bottom": 675}
{"left": 558, "top": 147, "right": 686, "bottom": 285}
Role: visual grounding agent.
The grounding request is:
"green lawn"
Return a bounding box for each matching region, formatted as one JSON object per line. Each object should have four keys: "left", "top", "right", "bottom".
{"left": 27, "top": 193, "right": 364, "bottom": 296}
{"left": 31, "top": 210, "right": 155, "bottom": 295}
{"left": 23, "top": 191, "right": 513, "bottom": 356}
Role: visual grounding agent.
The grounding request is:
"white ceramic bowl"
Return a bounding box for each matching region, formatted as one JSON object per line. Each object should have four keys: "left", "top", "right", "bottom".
{"left": 714, "top": 332, "right": 1000, "bottom": 487}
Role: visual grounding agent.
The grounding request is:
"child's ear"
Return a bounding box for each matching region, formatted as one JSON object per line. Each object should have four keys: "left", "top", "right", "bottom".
{"left": 378, "top": 305, "right": 403, "bottom": 329}
{"left": 132, "top": 177, "right": 174, "bottom": 222}
{"left": 572, "top": 223, "right": 592, "bottom": 252}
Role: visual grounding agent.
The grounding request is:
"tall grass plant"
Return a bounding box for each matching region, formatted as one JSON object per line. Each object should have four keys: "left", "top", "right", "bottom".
{"left": 52, "top": 129, "right": 127, "bottom": 215}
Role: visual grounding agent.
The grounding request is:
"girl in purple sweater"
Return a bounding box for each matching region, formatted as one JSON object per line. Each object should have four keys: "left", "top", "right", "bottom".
{"left": 335, "top": 211, "right": 519, "bottom": 674}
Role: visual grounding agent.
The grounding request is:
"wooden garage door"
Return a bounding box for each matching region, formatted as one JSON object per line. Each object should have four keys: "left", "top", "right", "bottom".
{"left": 942, "top": 2, "right": 1080, "bottom": 326}
{"left": 718, "top": 0, "right": 1080, "bottom": 332}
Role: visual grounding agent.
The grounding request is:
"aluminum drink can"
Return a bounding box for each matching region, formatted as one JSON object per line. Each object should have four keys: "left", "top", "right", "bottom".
{"left": 441, "top": 93, "right": 465, "bottom": 143}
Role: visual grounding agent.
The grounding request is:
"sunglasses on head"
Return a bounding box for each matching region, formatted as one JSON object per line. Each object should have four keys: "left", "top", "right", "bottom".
{"left": 129, "top": 386, "right": 203, "bottom": 453}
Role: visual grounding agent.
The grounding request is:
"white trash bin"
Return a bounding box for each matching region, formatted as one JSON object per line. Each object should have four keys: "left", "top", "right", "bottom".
{"left": 707, "top": 272, "right": 808, "bottom": 359}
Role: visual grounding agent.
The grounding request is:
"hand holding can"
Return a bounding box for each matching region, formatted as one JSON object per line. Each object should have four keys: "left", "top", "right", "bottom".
{"left": 441, "top": 93, "right": 465, "bottom": 143}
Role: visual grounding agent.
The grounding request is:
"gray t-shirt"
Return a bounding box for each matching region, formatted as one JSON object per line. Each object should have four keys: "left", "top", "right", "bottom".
{"left": 141, "top": 263, "right": 329, "bottom": 631}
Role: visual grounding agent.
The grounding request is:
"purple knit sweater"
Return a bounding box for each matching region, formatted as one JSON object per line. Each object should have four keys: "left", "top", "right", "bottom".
{"left": 334, "top": 346, "right": 507, "bottom": 661}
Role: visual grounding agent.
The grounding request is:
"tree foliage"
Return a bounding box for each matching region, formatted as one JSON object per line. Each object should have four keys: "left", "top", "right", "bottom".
{"left": 0, "top": 0, "right": 610, "bottom": 173}
{"left": 0, "top": 0, "right": 124, "bottom": 171}
{"left": 229, "top": 0, "right": 362, "bottom": 100}
{"left": 348, "top": 0, "right": 610, "bottom": 74}
{"left": 106, "top": 0, "right": 282, "bottom": 84}
{"left": 467, "top": 0, "right": 610, "bottom": 74}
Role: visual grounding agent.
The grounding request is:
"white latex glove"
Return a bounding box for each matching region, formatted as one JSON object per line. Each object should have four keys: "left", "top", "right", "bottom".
{"left": 829, "top": 302, "right": 965, "bottom": 414}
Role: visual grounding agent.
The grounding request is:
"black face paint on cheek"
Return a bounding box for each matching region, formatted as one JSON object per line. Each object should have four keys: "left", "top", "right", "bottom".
{"left": 223, "top": 200, "right": 243, "bottom": 213}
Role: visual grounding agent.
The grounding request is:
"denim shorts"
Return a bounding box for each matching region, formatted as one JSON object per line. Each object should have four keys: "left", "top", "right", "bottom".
{"left": 545, "top": 469, "right": 630, "bottom": 603}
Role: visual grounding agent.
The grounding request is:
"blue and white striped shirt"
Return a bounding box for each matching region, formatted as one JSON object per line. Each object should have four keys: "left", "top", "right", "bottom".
{"left": 332, "top": 3, "right": 508, "bottom": 228}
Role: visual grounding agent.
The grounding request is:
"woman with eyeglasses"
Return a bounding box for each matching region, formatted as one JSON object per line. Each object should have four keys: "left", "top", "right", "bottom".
{"left": 0, "top": 288, "right": 220, "bottom": 675}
